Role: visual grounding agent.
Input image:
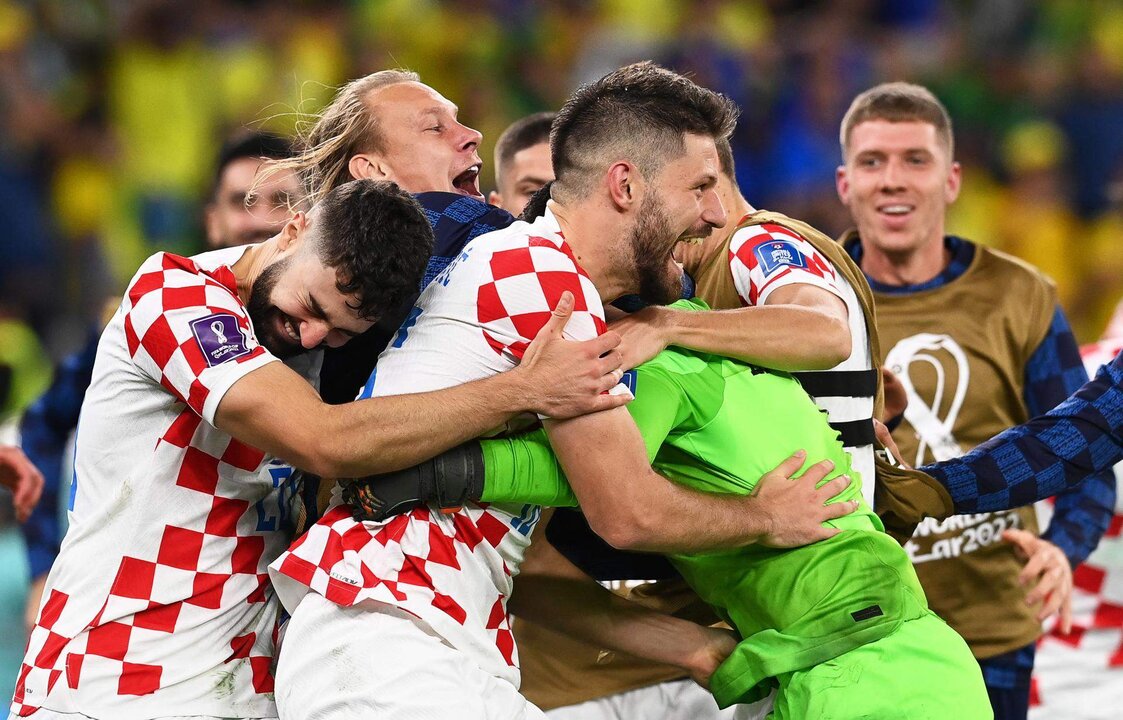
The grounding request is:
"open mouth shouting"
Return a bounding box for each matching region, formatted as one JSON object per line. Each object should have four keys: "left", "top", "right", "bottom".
{"left": 452, "top": 164, "right": 483, "bottom": 198}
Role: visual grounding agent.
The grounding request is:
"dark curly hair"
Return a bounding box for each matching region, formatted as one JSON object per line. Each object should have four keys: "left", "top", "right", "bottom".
{"left": 313, "top": 179, "right": 433, "bottom": 320}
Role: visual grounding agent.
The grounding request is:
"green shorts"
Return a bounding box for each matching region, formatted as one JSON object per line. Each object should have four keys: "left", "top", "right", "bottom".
{"left": 769, "top": 611, "right": 992, "bottom": 720}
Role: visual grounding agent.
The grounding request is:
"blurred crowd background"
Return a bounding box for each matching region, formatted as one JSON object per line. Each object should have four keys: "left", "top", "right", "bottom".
{"left": 3, "top": 0, "right": 1123, "bottom": 422}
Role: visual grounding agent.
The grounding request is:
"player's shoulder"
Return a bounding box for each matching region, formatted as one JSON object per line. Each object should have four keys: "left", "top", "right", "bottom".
{"left": 972, "top": 243, "right": 1058, "bottom": 298}
{"left": 730, "top": 218, "right": 812, "bottom": 250}
{"left": 414, "top": 192, "right": 516, "bottom": 256}
{"left": 125, "top": 248, "right": 246, "bottom": 314}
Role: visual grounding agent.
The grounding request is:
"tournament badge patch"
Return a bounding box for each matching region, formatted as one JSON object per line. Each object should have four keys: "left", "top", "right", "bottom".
{"left": 754, "top": 240, "right": 807, "bottom": 276}
{"left": 190, "top": 313, "right": 252, "bottom": 367}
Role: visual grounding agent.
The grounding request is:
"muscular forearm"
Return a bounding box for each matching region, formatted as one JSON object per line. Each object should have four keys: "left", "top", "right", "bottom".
{"left": 665, "top": 304, "right": 850, "bottom": 371}
{"left": 544, "top": 410, "right": 775, "bottom": 553}
{"left": 218, "top": 362, "right": 532, "bottom": 478}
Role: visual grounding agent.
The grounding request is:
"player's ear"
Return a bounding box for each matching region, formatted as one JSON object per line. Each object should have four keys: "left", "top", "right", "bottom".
{"left": 835, "top": 165, "right": 850, "bottom": 205}
{"left": 278, "top": 211, "right": 307, "bottom": 251}
{"left": 606, "top": 161, "right": 639, "bottom": 212}
{"left": 348, "top": 153, "right": 388, "bottom": 182}
{"left": 488, "top": 190, "right": 503, "bottom": 208}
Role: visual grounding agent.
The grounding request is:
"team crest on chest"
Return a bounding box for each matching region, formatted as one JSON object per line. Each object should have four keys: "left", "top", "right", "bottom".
{"left": 754, "top": 240, "right": 807, "bottom": 275}
{"left": 191, "top": 312, "right": 251, "bottom": 367}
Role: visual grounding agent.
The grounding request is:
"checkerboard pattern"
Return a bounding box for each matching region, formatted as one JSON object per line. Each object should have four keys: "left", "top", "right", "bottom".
{"left": 13, "top": 249, "right": 288, "bottom": 719}
{"left": 124, "top": 253, "right": 266, "bottom": 417}
{"left": 728, "top": 222, "right": 841, "bottom": 307}
{"left": 477, "top": 236, "right": 604, "bottom": 362}
{"left": 1030, "top": 507, "right": 1123, "bottom": 718}
{"left": 271, "top": 211, "right": 613, "bottom": 687}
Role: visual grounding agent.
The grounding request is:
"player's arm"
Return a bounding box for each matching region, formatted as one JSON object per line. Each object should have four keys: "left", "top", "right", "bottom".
{"left": 508, "top": 511, "right": 736, "bottom": 689}
{"left": 216, "top": 292, "right": 627, "bottom": 477}
{"left": 542, "top": 385, "right": 854, "bottom": 553}
{"left": 1022, "top": 307, "right": 1116, "bottom": 569}
{"left": 922, "top": 349, "right": 1123, "bottom": 508}
{"left": 612, "top": 282, "right": 850, "bottom": 371}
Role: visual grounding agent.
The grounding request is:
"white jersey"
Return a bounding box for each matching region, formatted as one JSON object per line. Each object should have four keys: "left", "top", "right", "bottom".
{"left": 13, "top": 247, "right": 316, "bottom": 720}
{"left": 728, "top": 221, "right": 875, "bottom": 504}
{"left": 271, "top": 209, "right": 627, "bottom": 687}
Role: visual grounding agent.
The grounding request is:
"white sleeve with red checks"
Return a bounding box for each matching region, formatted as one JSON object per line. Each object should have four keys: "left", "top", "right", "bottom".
{"left": 728, "top": 223, "right": 845, "bottom": 307}
{"left": 122, "top": 253, "right": 277, "bottom": 425}
{"left": 475, "top": 237, "right": 631, "bottom": 399}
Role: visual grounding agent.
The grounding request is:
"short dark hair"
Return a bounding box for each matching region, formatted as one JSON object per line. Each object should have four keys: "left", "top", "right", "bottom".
{"left": 494, "top": 111, "right": 555, "bottom": 185}
{"left": 550, "top": 62, "right": 739, "bottom": 201}
{"left": 715, "top": 135, "right": 737, "bottom": 186}
{"left": 212, "top": 131, "right": 293, "bottom": 197}
{"left": 313, "top": 179, "right": 433, "bottom": 321}
{"left": 840, "top": 82, "right": 954, "bottom": 159}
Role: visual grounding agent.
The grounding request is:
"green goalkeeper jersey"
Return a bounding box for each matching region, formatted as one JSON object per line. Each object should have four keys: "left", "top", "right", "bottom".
{"left": 483, "top": 299, "right": 932, "bottom": 706}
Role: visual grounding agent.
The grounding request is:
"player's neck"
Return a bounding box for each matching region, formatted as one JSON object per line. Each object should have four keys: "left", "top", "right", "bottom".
{"left": 859, "top": 231, "right": 951, "bottom": 287}
{"left": 229, "top": 240, "right": 283, "bottom": 305}
{"left": 548, "top": 199, "right": 632, "bottom": 303}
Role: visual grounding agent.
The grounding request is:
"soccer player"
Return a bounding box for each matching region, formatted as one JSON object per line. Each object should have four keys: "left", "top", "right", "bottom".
{"left": 18, "top": 131, "right": 306, "bottom": 635}
{"left": 836, "top": 82, "right": 1116, "bottom": 719}
{"left": 515, "top": 135, "right": 881, "bottom": 719}
{"left": 260, "top": 69, "right": 521, "bottom": 403}
{"left": 12, "top": 180, "right": 622, "bottom": 719}
{"left": 444, "top": 298, "right": 993, "bottom": 719}
{"left": 269, "top": 63, "right": 857, "bottom": 720}
{"left": 488, "top": 111, "right": 556, "bottom": 215}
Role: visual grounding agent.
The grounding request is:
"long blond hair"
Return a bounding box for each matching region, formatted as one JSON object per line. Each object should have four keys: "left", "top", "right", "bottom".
{"left": 256, "top": 69, "right": 419, "bottom": 207}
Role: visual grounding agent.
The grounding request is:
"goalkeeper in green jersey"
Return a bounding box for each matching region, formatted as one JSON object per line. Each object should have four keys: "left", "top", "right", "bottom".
{"left": 346, "top": 299, "right": 990, "bottom": 718}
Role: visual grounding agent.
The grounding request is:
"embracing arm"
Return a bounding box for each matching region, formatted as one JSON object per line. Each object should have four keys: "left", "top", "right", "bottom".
{"left": 543, "top": 407, "right": 853, "bottom": 553}
{"left": 612, "top": 283, "right": 850, "bottom": 371}
{"left": 217, "top": 293, "right": 627, "bottom": 477}
{"left": 922, "top": 349, "right": 1123, "bottom": 512}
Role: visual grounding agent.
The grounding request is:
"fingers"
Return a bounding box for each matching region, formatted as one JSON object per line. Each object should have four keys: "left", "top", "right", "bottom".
{"left": 763, "top": 450, "right": 808, "bottom": 482}
{"left": 539, "top": 291, "right": 575, "bottom": 337}
{"left": 14, "top": 467, "right": 44, "bottom": 523}
{"left": 1059, "top": 594, "right": 1073, "bottom": 634}
{"left": 585, "top": 330, "right": 622, "bottom": 358}
{"left": 1025, "top": 564, "right": 1061, "bottom": 606}
{"left": 594, "top": 348, "right": 624, "bottom": 377}
{"left": 797, "top": 459, "right": 835, "bottom": 487}
{"left": 1017, "top": 547, "right": 1049, "bottom": 586}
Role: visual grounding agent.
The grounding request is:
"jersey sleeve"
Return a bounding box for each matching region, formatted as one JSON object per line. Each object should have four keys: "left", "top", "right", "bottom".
{"left": 728, "top": 223, "right": 845, "bottom": 307}
{"left": 475, "top": 237, "right": 630, "bottom": 399}
{"left": 625, "top": 365, "right": 689, "bottom": 461}
{"left": 121, "top": 253, "right": 276, "bottom": 425}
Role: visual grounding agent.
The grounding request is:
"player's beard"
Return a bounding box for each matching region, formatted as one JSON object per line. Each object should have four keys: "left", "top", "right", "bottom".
{"left": 246, "top": 256, "right": 304, "bottom": 359}
{"left": 628, "top": 191, "right": 683, "bottom": 305}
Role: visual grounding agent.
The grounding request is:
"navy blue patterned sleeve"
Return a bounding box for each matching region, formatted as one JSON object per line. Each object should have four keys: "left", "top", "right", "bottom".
{"left": 19, "top": 330, "right": 99, "bottom": 578}
{"left": 1020, "top": 307, "right": 1116, "bottom": 565}
{"left": 922, "top": 348, "right": 1123, "bottom": 564}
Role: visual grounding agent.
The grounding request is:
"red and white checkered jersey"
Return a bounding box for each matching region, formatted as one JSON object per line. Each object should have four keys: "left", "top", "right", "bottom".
{"left": 271, "top": 208, "right": 627, "bottom": 687}
{"left": 728, "top": 220, "right": 876, "bottom": 503}
{"left": 13, "top": 247, "right": 314, "bottom": 720}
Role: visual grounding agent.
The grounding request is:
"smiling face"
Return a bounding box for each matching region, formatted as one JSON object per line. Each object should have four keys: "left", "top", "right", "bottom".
{"left": 246, "top": 251, "right": 373, "bottom": 359}
{"left": 836, "top": 119, "right": 961, "bottom": 257}
{"left": 362, "top": 81, "right": 484, "bottom": 197}
{"left": 627, "top": 133, "right": 727, "bottom": 303}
